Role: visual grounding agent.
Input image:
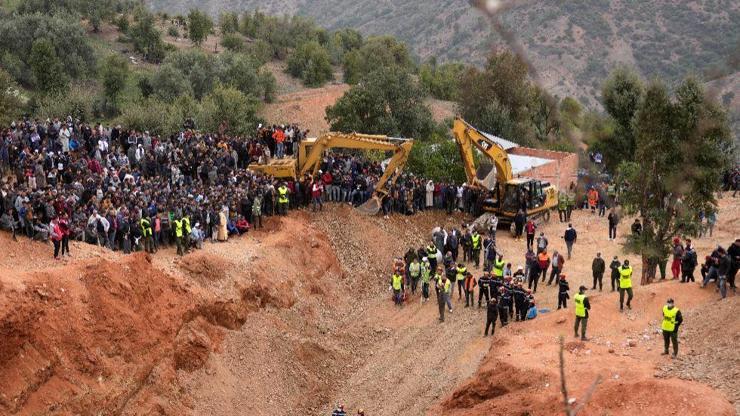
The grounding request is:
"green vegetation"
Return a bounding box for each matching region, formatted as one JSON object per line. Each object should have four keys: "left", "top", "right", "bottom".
{"left": 29, "top": 37, "right": 68, "bottom": 95}
{"left": 187, "top": 9, "right": 213, "bottom": 46}
{"left": 127, "top": 9, "right": 168, "bottom": 63}
{"left": 0, "top": 68, "right": 23, "bottom": 126}
{"left": 419, "top": 59, "right": 465, "bottom": 101}
{"left": 286, "top": 41, "right": 334, "bottom": 87}
{"left": 342, "top": 36, "right": 414, "bottom": 84}
{"left": 617, "top": 77, "right": 733, "bottom": 283}
{"left": 326, "top": 67, "right": 433, "bottom": 139}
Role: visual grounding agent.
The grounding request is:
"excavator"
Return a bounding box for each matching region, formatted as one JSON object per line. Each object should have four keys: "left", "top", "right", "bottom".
{"left": 248, "top": 132, "right": 414, "bottom": 215}
{"left": 452, "top": 117, "right": 558, "bottom": 227}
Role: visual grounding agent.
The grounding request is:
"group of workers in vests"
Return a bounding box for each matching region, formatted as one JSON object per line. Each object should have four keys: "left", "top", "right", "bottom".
{"left": 137, "top": 214, "right": 192, "bottom": 256}
{"left": 390, "top": 230, "right": 685, "bottom": 357}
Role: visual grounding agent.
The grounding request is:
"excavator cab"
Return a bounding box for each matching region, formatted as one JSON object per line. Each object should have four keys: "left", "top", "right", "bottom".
{"left": 500, "top": 179, "right": 548, "bottom": 214}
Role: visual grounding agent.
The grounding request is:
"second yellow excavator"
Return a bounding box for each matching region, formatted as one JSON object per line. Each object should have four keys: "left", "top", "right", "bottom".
{"left": 248, "top": 132, "right": 414, "bottom": 215}
{"left": 452, "top": 117, "right": 558, "bottom": 224}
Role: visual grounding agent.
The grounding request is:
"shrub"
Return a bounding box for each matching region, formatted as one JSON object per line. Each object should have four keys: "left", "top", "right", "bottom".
{"left": 286, "top": 41, "right": 333, "bottom": 87}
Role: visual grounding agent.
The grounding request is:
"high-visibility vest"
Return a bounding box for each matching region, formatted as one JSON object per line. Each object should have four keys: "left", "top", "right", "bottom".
{"left": 574, "top": 293, "right": 586, "bottom": 317}
{"left": 471, "top": 234, "right": 481, "bottom": 249}
{"left": 140, "top": 218, "right": 151, "bottom": 237}
{"left": 442, "top": 279, "right": 451, "bottom": 294}
{"left": 173, "top": 219, "right": 183, "bottom": 238}
{"left": 558, "top": 193, "right": 568, "bottom": 209}
{"left": 392, "top": 274, "right": 403, "bottom": 291}
{"left": 662, "top": 306, "right": 679, "bottom": 332}
{"left": 278, "top": 186, "right": 289, "bottom": 203}
{"left": 409, "top": 262, "right": 421, "bottom": 277}
{"left": 456, "top": 266, "right": 467, "bottom": 281}
{"left": 421, "top": 266, "right": 431, "bottom": 283}
{"left": 427, "top": 245, "right": 437, "bottom": 257}
{"left": 182, "top": 216, "right": 191, "bottom": 234}
{"left": 619, "top": 266, "right": 633, "bottom": 289}
{"left": 493, "top": 259, "right": 505, "bottom": 277}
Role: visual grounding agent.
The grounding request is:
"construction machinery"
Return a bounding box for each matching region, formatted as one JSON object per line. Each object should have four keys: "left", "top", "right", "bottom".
{"left": 452, "top": 117, "right": 558, "bottom": 226}
{"left": 248, "top": 132, "right": 414, "bottom": 215}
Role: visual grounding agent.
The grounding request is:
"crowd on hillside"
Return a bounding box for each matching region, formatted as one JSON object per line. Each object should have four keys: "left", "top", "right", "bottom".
{"left": 0, "top": 116, "right": 503, "bottom": 259}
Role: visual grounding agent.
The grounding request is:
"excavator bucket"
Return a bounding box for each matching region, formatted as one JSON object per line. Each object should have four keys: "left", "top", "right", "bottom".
{"left": 356, "top": 196, "right": 382, "bottom": 215}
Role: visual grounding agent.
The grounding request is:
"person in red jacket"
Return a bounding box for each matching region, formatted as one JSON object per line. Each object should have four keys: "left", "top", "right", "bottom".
{"left": 58, "top": 214, "right": 71, "bottom": 257}
{"left": 525, "top": 219, "right": 536, "bottom": 250}
{"left": 311, "top": 178, "right": 324, "bottom": 212}
{"left": 50, "top": 217, "right": 63, "bottom": 260}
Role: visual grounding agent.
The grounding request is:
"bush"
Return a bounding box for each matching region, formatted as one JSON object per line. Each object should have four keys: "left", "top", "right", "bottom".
{"left": 342, "top": 36, "right": 414, "bottom": 84}
{"left": 35, "top": 84, "right": 96, "bottom": 122}
{"left": 117, "top": 97, "right": 180, "bottom": 135}
{"left": 407, "top": 135, "right": 467, "bottom": 183}
{"left": 0, "top": 68, "right": 24, "bottom": 127}
{"left": 286, "top": 41, "right": 333, "bottom": 87}
{"left": 220, "top": 33, "right": 244, "bottom": 51}
{"left": 187, "top": 9, "right": 213, "bottom": 46}
{"left": 129, "top": 9, "right": 167, "bottom": 63}
{"left": 167, "top": 26, "right": 179, "bottom": 37}
{"left": 419, "top": 61, "right": 465, "bottom": 101}
{"left": 198, "top": 86, "right": 260, "bottom": 136}
{"left": 151, "top": 64, "right": 193, "bottom": 101}
{"left": 99, "top": 54, "right": 129, "bottom": 101}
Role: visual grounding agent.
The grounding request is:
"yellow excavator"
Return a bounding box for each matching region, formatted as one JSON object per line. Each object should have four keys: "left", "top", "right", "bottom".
{"left": 248, "top": 132, "right": 414, "bottom": 215}
{"left": 452, "top": 117, "right": 558, "bottom": 225}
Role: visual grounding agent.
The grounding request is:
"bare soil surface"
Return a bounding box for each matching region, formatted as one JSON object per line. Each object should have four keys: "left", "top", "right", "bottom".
{"left": 0, "top": 197, "right": 737, "bottom": 415}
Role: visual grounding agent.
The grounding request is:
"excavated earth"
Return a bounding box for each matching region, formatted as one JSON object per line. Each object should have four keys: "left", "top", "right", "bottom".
{"left": 0, "top": 199, "right": 737, "bottom": 415}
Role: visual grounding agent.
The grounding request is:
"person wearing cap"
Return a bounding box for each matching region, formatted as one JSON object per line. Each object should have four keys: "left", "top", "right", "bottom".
{"left": 478, "top": 270, "right": 492, "bottom": 308}
{"left": 618, "top": 259, "right": 634, "bottom": 311}
{"left": 573, "top": 286, "right": 590, "bottom": 341}
{"left": 484, "top": 296, "right": 499, "bottom": 336}
{"left": 609, "top": 256, "right": 621, "bottom": 292}
{"left": 436, "top": 272, "right": 453, "bottom": 322}
{"left": 557, "top": 274, "right": 570, "bottom": 310}
{"left": 513, "top": 281, "right": 527, "bottom": 321}
{"left": 592, "top": 252, "right": 606, "bottom": 291}
{"left": 498, "top": 285, "right": 511, "bottom": 327}
{"left": 661, "top": 298, "right": 683, "bottom": 357}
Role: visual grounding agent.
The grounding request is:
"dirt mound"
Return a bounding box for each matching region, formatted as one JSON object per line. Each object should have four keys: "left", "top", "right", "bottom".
{"left": 180, "top": 253, "right": 233, "bottom": 283}
{"left": 442, "top": 360, "right": 544, "bottom": 410}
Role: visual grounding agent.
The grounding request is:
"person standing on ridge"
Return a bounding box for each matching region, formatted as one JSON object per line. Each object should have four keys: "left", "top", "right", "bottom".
{"left": 484, "top": 297, "right": 498, "bottom": 337}
{"left": 592, "top": 252, "right": 605, "bottom": 291}
{"left": 573, "top": 286, "right": 590, "bottom": 341}
{"left": 661, "top": 298, "right": 682, "bottom": 358}
{"left": 618, "top": 259, "right": 634, "bottom": 311}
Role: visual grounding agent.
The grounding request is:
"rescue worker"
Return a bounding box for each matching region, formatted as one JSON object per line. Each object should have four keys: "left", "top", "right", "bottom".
{"left": 182, "top": 214, "right": 191, "bottom": 252}
{"left": 420, "top": 258, "right": 431, "bottom": 303}
{"left": 558, "top": 191, "right": 568, "bottom": 222}
{"left": 573, "top": 286, "right": 590, "bottom": 341}
{"left": 426, "top": 242, "right": 438, "bottom": 273}
{"left": 513, "top": 282, "right": 526, "bottom": 321}
{"left": 557, "top": 274, "right": 570, "bottom": 309}
{"left": 436, "top": 273, "right": 452, "bottom": 322}
{"left": 498, "top": 285, "right": 511, "bottom": 327}
{"left": 609, "top": 256, "right": 621, "bottom": 292}
{"left": 492, "top": 254, "right": 505, "bottom": 280}
{"left": 277, "top": 182, "right": 289, "bottom": 215}
{"left": 463, "top": 272, "right": 477, "bottom": 307}
{"left": 565, "top": 190, "right": 576, "bottom": 221}
{"left": 661, "top": 298, "right": 683, "bottom": 358}
{"left": 140, "top": 216, "right": 154, "bottom": 253}
{"left": 478, "top": 270, "right": 492, "bottom": 308}
{"left": 390, "top": 272, "right": 403, "bottom": 306}
{"left": 173, "top": 217, "right": 184, "bottom": 256}
{"left": 332, "top": 404, "right": 346, "bottom": 416}
{"left": 455, "top": 263, "right": 467, "bottom": 301}
{"left": 592, "top": 252, "right": 605, "bottom": 291}
{"left": 618, "top": 259, "right": 634, "bottom": 311}
{"left": 484, "top": 297, "right": 498, "bottom": 336}
{"left": 471, "top": 229, "right": 482, "bottom": 268}
{"left": 408, "top": 257, "right": 421, "bottom": 295}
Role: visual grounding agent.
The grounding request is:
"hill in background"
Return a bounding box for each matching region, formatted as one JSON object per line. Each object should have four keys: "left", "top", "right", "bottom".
{"left": 147, "top": 0, "right": 739, "bottom": 110}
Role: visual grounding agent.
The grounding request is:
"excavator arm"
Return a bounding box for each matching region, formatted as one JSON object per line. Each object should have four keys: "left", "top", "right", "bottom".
{"left": 297, "top": 132, "right": 414, "bottom": 214}
{"left": 451, "top": 117, "right": 513, "bottom": 190}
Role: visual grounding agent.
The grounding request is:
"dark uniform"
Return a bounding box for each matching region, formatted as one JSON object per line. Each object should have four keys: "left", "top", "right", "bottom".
{"left": 484, "top": 297, "right": 499, "bottom": 336}
{"left": 478, "top": 273, "right": 491, "bottom": 307}
{"left": 557, "top": 278, "right": 570, "bottom": 309}
{"left": 513, "top": 284, "right": 526, "bottom": 321}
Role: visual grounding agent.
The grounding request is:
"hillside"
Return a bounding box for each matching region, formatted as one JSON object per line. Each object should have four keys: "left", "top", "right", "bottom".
{"left": 147, "top": 0, "right": 739, "bottom": 109}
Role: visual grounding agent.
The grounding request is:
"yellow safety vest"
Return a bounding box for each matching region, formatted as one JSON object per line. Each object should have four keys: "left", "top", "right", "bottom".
{"left": 140, "top": 218, "right": 151, "bottom": 237}
{"left": 442, "top": 279, "right": 451, "bottom": 294}
{"left": 182, "top": 216, "right": 191, "bottom": 234}
{"left": 392, "top": 274, "right": 403, "bottom": 291}
{"left": 173, "top": 219, "right": 183, "bottom": 238}
{"left": 493, "top": 259, "right": 505, "bottom": 277}
{"left": 427, "top": 245, "right": 437, "bottom": 257}
{"left": 456, "top": 266, "right": 467, "bottom": 281}
{"left": 574, "top": 293, "right": 586, "bottom": 317}
{"left": 278, "top": 186, "right": 289, "bottom": 203}
{"left": 409, "top": 262, "right": 420, "bottom": 277}
{"left": 662, "top": 306, "right": 679, "bottom": 332}
{"left": 471, "top": 234, "right": 481, "bottom": 249}
{"left": 619, "top": 266, "right": 632, "bottom": 289}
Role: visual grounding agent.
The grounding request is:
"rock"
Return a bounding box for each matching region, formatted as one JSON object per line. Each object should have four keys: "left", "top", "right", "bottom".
{"left": 555, "top": 317, "right": 566, "bottom": 324}
{"left": 608, "top": 348, "right": 615, "bottom": 353}
{"left": 628, "top": 340, "right": 637, "bottom": 347}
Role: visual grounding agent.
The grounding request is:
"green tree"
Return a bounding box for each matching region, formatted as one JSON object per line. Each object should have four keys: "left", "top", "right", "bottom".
{"left": 342, "top": 36, "right": 414, "bottom": 84}
{"left": 151, "top": 64, "right": 193, "bottom": 101}
{"left": 29, "top": 38, "right": 67, "bottom": 94}
{"left": 221, "top": 33, "right": 244, "bottom": 51}
{"left": 600, "top": 67, "right": 644, "bottom": 170}
{"left": 326, "top": 67, "right": 433, "bottom": 138}
{"left": 419, "top": 61, "right": 465, "bottom": 101}
{"left": 286, "top": 41, "right": 333, "bottom": 87}
{"left": 129, "top": 9, "right": 167, "bottom": 63}
{"left": 219, "top": 11, "right": 239, "bottom": 34}
{"left": 407, "top": 135, "right": 468, "bottom": 183}
{"left": 188, "top": 9, "right": 213, "bottom": 46}
{"left": 457, "top": 51, "right": 538, "bottom": 144}
{"left": 618, "top": 78, "right": 733, "bottom": 284}
{"left": 529, "top": 86, "right": 560, "bottom": 141}
{"left": 0, "top": 68, "right": 24, "bottom": 126}
{"left": 99, "top": 54, "right": 129, "bottom": 100}
{"left": 199, "top": 85, "right": 260, "bottom": 136}
{"left": 560, "top": 97, "right": 583, "bottom": 127}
